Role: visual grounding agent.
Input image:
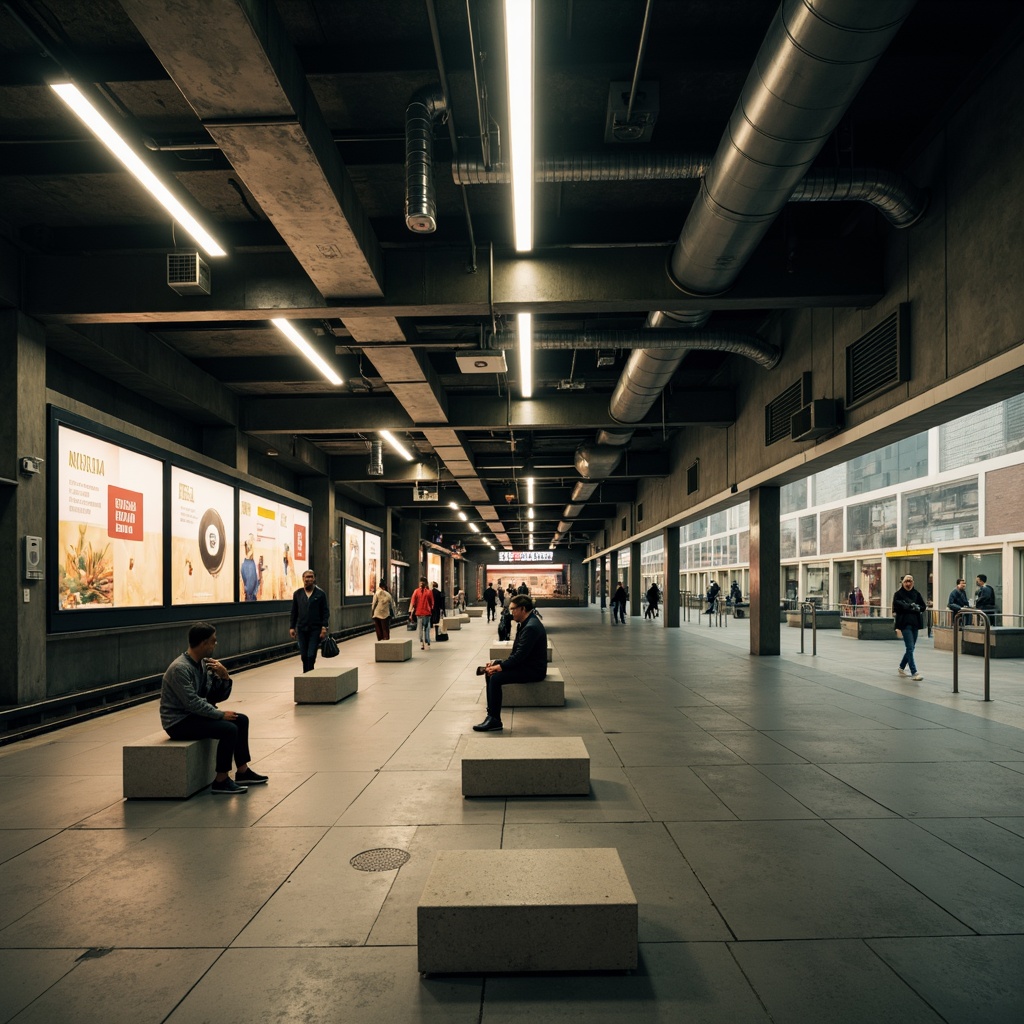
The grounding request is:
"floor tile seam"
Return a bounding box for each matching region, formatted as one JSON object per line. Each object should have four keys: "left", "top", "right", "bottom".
{"left": 819, "top": 816, "right": 988, "bottom": 938}
{"left": 910, "top": 818, "right": 1024, "bottom": 890}
{"left": 250, "top": 770, "right": 380, "bottom": 828}
{"left": 656, "top": 820, "right": 739, "bottom": 943}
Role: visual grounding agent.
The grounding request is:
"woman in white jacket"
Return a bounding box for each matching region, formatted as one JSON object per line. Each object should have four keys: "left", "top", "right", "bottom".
{"left": 371, "top": 583, "right": 395, "bottom": 640}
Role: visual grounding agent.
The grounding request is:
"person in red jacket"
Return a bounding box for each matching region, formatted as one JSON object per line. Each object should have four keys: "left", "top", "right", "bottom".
{"left": 408, "top": 576, "right": 434, "bottom": 650}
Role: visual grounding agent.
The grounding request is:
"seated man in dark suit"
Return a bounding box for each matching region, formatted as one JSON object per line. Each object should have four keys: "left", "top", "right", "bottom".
{"left": 473, "top": 595, "right": 547, "bottom": 732}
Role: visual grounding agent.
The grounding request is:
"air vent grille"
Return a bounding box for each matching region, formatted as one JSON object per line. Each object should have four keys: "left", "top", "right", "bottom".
{"left": 687, "top": 459, "right": 700, "bottom": 495}
{"left": 846, "top": 305, "right": 909, "bottom": 409}
{"left": 765, "top": 374, "right": 810, "bottom": 445}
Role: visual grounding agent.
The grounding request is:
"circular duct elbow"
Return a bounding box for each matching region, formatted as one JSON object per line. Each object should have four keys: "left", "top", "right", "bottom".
{"left": 575, "top": 444, "right": 625, "bottom": 479}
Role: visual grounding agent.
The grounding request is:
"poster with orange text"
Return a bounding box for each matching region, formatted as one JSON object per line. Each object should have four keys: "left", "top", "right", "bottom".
{"left": 57, "top": 425, "right": 163, "bottom": 609}
{"left": 238, "top": 490, "right": 309, "bottom": 601}
{"left": 171, "top": 467, "right": 235, "bottom": 605}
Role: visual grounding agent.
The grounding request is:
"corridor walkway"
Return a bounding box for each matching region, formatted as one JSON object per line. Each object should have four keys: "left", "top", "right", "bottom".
{"left": 1, "top": 608, "right": 1022, "bottom": 1023}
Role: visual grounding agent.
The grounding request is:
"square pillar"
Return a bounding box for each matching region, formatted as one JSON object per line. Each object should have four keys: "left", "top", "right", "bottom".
{"left": 663, "top": 526, "right": 680, "bottom": 628}
{"left": 299, "top": 477, "right": 338, "bottom": 614}
{"left": 629, "top": 541, "right": 642, "bottom": 616}
{"left": 750, "top": 486, "right": 781, "bottom": 655}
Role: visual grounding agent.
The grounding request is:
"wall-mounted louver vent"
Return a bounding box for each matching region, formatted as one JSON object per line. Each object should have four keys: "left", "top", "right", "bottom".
{"left": 765, "top": 373, "right": 811, "bottom": 445}
{"left": 687, "top": 459, "right": 700, "bottom": 495}
{"left": 846, "top": 304, "right": 909, "bottom": 409}
{"left": 791, "top": 399, "right": 843, "bottom": 441}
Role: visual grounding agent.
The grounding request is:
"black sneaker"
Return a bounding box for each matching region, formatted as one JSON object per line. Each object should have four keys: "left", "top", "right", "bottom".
{"left": 235, "top": 769, "right": 269, "bottom": 785}
{"left": 211, "top": 778, "right": 248, "bottom": 795}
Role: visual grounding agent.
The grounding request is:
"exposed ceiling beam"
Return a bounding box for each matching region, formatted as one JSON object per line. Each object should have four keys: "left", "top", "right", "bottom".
{"left": 24, "top": 240, "right": 884, "bottom": 324}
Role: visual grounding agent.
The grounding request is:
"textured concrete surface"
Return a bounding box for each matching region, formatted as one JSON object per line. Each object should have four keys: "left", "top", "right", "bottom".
{"left": 417, "top": 847, "right": 637, "bottom": 973}
{"left": 441, "top": 617, "right": 461, "bottom": 631}
{"left": 293, "top": 666, "right": 358, "bottom": 703}
{"left": 122, "top": 733, "right": 215, "bottom": 799}
{"left": 2, "top": 609, "right": 1023, "bottom": 1021}
{"left": 461, "top": 736, "right": 590, "bottom": 796}
{"left": 374, "top": 638, "right": 412, "bottom": 661}
{"left": 500, "top": 668, "right": 565, "bottom": 707}
{"left": 490, "top": 640, "right": 554, "bottom": 662}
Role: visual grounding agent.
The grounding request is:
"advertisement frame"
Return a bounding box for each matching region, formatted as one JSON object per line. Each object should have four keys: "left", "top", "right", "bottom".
{"left": 47, "top": 407, "right": 311, "bottom": 633}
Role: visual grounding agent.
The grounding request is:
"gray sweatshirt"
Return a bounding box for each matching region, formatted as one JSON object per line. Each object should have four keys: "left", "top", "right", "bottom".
{"left": 160, "top": 652, "right": 226, "bottom": 731}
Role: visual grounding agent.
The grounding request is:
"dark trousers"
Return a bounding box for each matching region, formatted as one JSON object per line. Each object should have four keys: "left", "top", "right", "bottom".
{"left": 167, "top": 713, "right": 251, "bottom": 774}
{"left": 486, "top": 602, "right": 497, "bottom": 621}
{"left": 373, "top": 617, "right": 390, "bottom": 641}
{"left": 485, "top": 668, "right": 545, "bottom": 718}
{"left": 296, "top": 628, "right": 320, "bottom": 672}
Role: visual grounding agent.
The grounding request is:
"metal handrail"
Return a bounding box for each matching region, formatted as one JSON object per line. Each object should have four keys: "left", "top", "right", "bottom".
{"left": 799, "top": 601, "right": 817, "bottom": 656}
{"left": 952, "top": 609, "right": 992, "bottom": 701}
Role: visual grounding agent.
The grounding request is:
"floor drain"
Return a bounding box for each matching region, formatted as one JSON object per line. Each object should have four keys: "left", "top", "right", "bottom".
{"left": 350, "top": 847, "right": 411, "bottom": 872}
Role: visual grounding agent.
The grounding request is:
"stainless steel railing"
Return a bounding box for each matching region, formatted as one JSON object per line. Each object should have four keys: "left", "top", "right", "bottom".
{"left": 952, "top": 608, "right": 992, "bottom": 701}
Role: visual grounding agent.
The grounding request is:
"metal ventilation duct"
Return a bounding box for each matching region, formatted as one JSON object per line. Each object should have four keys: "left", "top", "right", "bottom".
{"left": 405, "top": 86, "right": 446, "bottom": 233}
{"left": 367, "top": 439, "right": 384, "bottom": 476}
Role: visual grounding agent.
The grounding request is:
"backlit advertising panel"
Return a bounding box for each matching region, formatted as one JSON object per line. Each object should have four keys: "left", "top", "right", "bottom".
{"left": 57, "top": 424, "right": 163, "bottom": 609}
{"left": 239, "top": 490, "right": 309, "bottom": 601}
{"left": 365, "top": 532, "right": 381, "bottom": 594}
{"left": 344, "top": 523, "right": 364, "bottom": 597}
{"left": 171, "top": 467, "right": 235, "bottom": 604}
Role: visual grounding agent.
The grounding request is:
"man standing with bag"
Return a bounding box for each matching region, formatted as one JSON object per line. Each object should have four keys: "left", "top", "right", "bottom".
{"left": 290, "top": 569, "right": 330, "bottom": 672}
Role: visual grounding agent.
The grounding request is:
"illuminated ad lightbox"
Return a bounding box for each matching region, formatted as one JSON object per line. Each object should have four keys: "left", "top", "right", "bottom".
{"left": 344, "top": 523, "right": 364, "bottom": 597}
{"left": 365, "top": 532, "right": 381, "bottom": 594}
{"left": 238, "top": 490, "right": 310, "bottom": 601}
{"left": 57, "top": 424, "right": 163, "bottom": 609}
{"left": 171, "top": 467, "right": 235, "bottom": 605}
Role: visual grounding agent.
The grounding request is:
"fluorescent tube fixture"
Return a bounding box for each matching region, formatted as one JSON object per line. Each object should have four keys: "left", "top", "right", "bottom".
{"left": 527, "top": 508, "right": 534, "bottom": 519}
{"left": 380, "top": 430, "right": 414, "bottom": 461}
{"left": 50, "top": 82, "right": 226, "bottom": 258}
{"left": 270, "top": 319, "right": 343, "bottom": 385}
{"left": 504, "top": 0, "right": 534, "bottom": 252}
{"left": 448, "top": 501, "right": 460, "bottom": 510}
{"left": 458, "top": 511, "right": 469, "bottom": 522}
{"left": 526, "top": 476, "right": 535, "bottom": 504}
{"left": 518, "top": 312, "right": 533, "bottom": 399}
{"left": 469, "top": 523, "right": 480, "bottom": 533}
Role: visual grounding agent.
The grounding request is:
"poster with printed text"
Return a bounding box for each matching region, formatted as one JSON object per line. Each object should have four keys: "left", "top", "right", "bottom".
{"left": 57, "top": 425, "right": 163, "bottom": 609}
{"left": 238, "top": 490, "right": 310, "bottom": 601}
{"left": 171, "top": 468, "right": 235, "bottom": 605}
{"left": 364, "top": 532, "right": 380, "bottom": 595}
{"left": 345, "top": 524, "right": 364, "bottom": 597}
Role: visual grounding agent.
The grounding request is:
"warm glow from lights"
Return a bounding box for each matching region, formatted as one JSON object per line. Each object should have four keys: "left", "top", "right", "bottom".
{"left": 526, "top": 476, "right": 535, "bottom": 504}
{"left": 379, "top": 430, "right": 414, "bottom": 461}
{"left": 448, "top": 501, "right": 459, "bottom": 510}
{"left": 504, "top": 0, "right": 534, "bottom": 252}
{"left": 271, "top": 319, "right": 343, "bottom": 385}
{"left": 50, "top": 82, "right": 227, "bottom": 258}
{"left": 469, "top": 523, "right": 480, "bottom": 533}
{"left": 458, "top": 511, "right": 468, "bottom": 521}
{"left": 527, "top": 508, "right": 534, "bottom": 519}
{"left": 518, "top": 312, "right": 533, "bottom": 398}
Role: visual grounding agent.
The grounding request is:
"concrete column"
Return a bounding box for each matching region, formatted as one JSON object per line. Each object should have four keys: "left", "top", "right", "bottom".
{"left": 663, "top": 526, "right": 680, "bottom": 628}
{"left": 299, "top": 477, "right": 338, "bottom": 615}
{"left": 750, "top": 485, "right": 781, "bottom": 655}
{"left": 609, "top": 550, "right": 619, "bottom": 613}
{"left": 0, "top": 312, "right": 48, "bottom": 703}
{"left": 629, "top": 541, "right": 642, "bottom": 616}
{"left": 202, "top": 426, "right": 248, "bottom": 472}
{"left": 598, "top": 556, "right": 606, "bottom": 609}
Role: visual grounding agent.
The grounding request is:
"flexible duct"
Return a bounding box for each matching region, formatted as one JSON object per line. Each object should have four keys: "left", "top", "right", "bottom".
{"left": 492, "top": 329, "right": 781, "bottom": 370}
{"left": 405, "top": 85, "right": 446, "bottom": 233}
{"left": 367, "top": 439, "right": 384, "bottom": 476}
{"left": 453, "top": 154, "right": 925, "bottom": 227}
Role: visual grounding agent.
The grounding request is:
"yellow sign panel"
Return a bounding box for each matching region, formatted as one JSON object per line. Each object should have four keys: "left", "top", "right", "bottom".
{"left": 885, "top": 549, "right": 933, "bottom": 559}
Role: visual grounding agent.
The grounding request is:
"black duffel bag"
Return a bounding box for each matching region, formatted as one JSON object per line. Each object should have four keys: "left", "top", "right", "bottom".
{"left": 320, "top": 635, "right": 340, "bottom": 658}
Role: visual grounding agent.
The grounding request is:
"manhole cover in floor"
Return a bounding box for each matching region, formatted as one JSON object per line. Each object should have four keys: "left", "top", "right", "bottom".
{"left": 350, "top": 848, "right": 411, "bottom": 872}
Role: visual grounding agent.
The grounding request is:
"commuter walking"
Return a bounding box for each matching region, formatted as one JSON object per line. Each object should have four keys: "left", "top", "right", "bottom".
{"left": 289, "top": 569, "right": 330, "bottom": 673}
{"left": 892, "top": 574, "right": 927, "bottom": 681}
{"left": 370, "top": 581, "right": 395, "bottom": 641}
{"left": 409, "top": 577, "right": 434, "bottom": 650}
{"left": 484, "top": 583, "right": 498, "bottom": 621}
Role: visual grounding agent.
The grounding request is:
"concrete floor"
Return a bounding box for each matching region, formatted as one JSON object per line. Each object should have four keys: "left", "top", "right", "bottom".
{"left": 1, "top": 607, "right": 1022, "bottom": 1024}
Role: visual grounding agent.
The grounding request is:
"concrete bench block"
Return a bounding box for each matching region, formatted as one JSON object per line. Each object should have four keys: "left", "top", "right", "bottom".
{"left": 123, "top": 732, "right": 216, "bottom": 799}
{"left": 462, "top": 736, "right": 590, "bottom": 796}
{"left": 500, "top": 668, "right": 565, "bottom": 707}
{"left": 962, "top": 626, "right": 1024, "bottom": 658}
{"left": 841, "top": 616, "right": 898, "bottom": 640}
{"left": 490, "top": 640, "right": 554, "bottom": 663}
{"left": 458, "top": 613, "right": 471, "bottom": 623}
{"left": 417, "top": 848, "right": 637, "bottom": 973}
{"left": 375, "top": 638, "right": 413, "bottom": 661}
{"left": 294, "top": 666, "right": 359, "bottom": 703}
{"left": 466, "top": 607, "right": 483, "bottom": 617}
{"left": 441, "top": 616, "right": 462, "bottom": 631}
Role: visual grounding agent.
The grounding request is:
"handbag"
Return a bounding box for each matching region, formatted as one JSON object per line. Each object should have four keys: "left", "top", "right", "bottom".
{"left": 436, "top": 631, "right": 449, "bottom": 642}
{"left": 320, "top": 635, "right": 340, "bottom": 658}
